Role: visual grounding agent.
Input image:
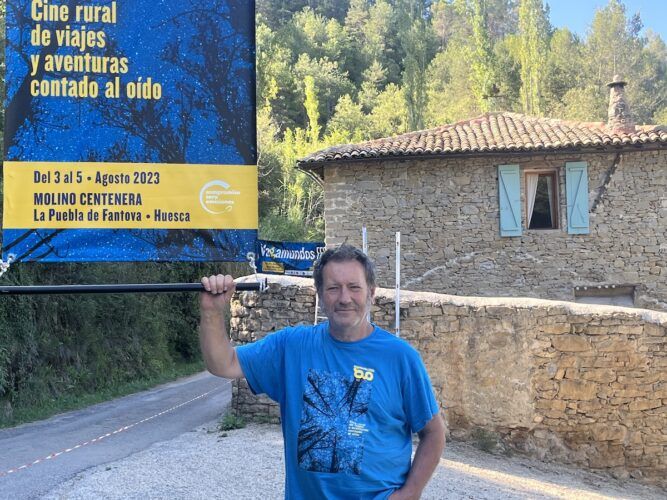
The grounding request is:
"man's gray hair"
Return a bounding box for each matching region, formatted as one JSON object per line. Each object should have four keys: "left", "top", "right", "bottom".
{"left": 313, "top": 244, "right": 377, "bottom": 295}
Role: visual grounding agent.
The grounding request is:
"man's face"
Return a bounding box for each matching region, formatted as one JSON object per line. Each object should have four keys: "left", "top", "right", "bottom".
{"left": 320, "top": 259, "right": 375, "bottom": 333}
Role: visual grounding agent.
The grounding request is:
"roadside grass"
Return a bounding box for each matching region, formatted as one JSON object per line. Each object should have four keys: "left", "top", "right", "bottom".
{"left": 217, "top": 412, "right": 246, "bottom": 434}
{"left": 1, "top": 361, "right": 204, "bottom": 429}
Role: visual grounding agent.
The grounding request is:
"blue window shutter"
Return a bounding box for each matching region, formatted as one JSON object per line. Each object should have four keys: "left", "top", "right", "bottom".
{"left": 498, "top": 164, "right": 522, "bottom": 237}
{"left": 566, "top": 162, "right": 590, "bottom": 234}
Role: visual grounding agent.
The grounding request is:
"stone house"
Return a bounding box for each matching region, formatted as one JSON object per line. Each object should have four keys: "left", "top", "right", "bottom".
{"left": 299, "top": 78, "right": 667, "bottom": 311}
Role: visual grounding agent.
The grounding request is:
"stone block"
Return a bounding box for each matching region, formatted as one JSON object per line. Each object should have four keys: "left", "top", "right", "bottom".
{"left": 558, "top": 380, "right": 599, "bottom": 400}
{"left": 644, "top": 324, "right": 665, "bottom": 337}
{"left": 591, "top": 424, "right": 628, "bottom": 442}
{"left": 628, "top": 400, "right": 662, "bottom": 411}
{"left": 576, "top": 401, "right": 603, "bottom": 412}
{"left": 596, "top": 339, "right": 635, "bottom": 352}
{"left": 534, "top": 350, "right": 559, "bottom": 359}
{"left": 539, "top": 324, "right": 571, "bottom": 335}
{"left": 557, "top": 356, "right": 580, "bottom": 368}
{"left": 240, "top": 292, "right": 259, "bottom": 307}
{"left": 536, "top": 399, "right": 567, "bottom": 411}
{"left": 536, "top": 380, "right": 558, "bottom": 392}
{"left": 552, "top": 335, "right": 592, "bottom": 352}
{"left": 231, "top": 303, "right": 249, "bottom": 317}
{"left": 484, "top": 306, "right": 515, "bottom": 317}
{"left": 589, "top": 450, "right": 626, "bottom": 468}
{"left": 581, "top": 369, "right": 617, "bottom": 383}
{"left": 583, "top": 326, "right": 612, "bottom": 335}
{"left": 613, "top": 388, "right": 647, "bottom": 398}
{"left": 643, "top": 445, "right": 663, "bottom": 455}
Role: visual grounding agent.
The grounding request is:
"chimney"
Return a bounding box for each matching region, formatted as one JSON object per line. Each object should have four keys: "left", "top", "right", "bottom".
{"left": 606, "top": 75, "right": 635, "bottom": 133}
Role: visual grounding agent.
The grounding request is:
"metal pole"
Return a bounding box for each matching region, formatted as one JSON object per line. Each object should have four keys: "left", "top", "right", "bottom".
{"left": 0, "top": 281, "right": 265, "bottom": 295}
{"left": 395, "top": 232, "right": 400, "bottom": 337}
{"left": 362, "top": 226, "right": 371, "bottom": 322}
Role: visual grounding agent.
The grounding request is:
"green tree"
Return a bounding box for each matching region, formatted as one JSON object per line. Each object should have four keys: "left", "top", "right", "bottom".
{"left": 401, "top": 19, "right": 435, "bottom": 129}
{"left": 257, "top": 0, "right": 351, "bottom": 28}
{"left": 326, "top": 95, "right": 370, "bottom": 143}
{"left": 469, "top": 0, "right": 499, "bottom": 111}
{"left": 518, "top": 0, "right": 549, "bottom": 115}
{"left": 630, "top": 32, "right": 667, "bottom": 124}
{"left": 344, "top": 0, "right": 370, "bottom": 43}
{"left": 344, "top": 0, "right": 400, "bottom": 84}
{"left": 359, "top": 60, "right": 388, "bottom": 112}
{"left": 425, "top": 41, "right": 482, "bottom": 125}
{"left": 431, "top": 0, "right": 470, "bottom": 49}
{"left": 492, "top": 33, "right": 522, "bottom": 112}
{"left": 394, "top": 1, "right": 436, "bottom": 130}
{"left": 293, "top": 53, "right": 355, "bottom": 126}
{"left": 542, "top": 28, "right": 583, "bottom": 116}
{"left": 259, "top": 77, "right": 327, "bottom": 241}
{"left": 368, "top": 83, "right": 409, "bottom": 137}
{"left": 256, "top": 21, "right": 293, "bottom": 110}
{"left": 304, "top": 76, "right": 321, "bottom": 143}
{"left": 365, "top": 0, "right": 401, "bottom": 83}
{"left": 580, "top": 0, "right": 645, "bottom": 121}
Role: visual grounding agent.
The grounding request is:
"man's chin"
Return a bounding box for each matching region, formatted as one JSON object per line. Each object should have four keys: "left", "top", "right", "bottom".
{"left": 334, "top": 309, "right": 357, "bottom": 315}
{"left": 330, "top": 313, "right": 359, "bottom": 327}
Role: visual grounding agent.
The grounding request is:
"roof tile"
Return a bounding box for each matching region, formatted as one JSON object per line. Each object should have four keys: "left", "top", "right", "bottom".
{"left": 299, "top": 112, "right": 667, "bottom": 168}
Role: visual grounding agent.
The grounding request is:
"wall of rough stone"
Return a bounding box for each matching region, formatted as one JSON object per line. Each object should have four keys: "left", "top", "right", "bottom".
{"left": 230, "top": 276, "right": 317, "bottom": 423}
{"left": 323, "top": 150, "right": 667, "bottom": 311}
{"left": 229, "top": 275, "right": 667, "bottom": 486}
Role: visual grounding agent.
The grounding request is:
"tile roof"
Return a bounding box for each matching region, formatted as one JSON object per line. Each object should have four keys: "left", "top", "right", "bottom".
{"left": 298, "top": 112, "right": 667, "bottom": 170}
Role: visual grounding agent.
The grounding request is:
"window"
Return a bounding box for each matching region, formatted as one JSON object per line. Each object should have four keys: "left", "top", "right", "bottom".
{"left": 574, "top": 286, "right": 635, "bottom": 307}
{"left": 498, "top": 162, "right": 589, "bottom": 237}
{"left": 525, "top": 170, "right": 559, "bottom": 229}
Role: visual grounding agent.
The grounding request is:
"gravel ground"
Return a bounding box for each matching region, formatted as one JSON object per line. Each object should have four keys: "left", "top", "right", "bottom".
{"left": 45, "top": 422, "right": 665, "bottom": 500}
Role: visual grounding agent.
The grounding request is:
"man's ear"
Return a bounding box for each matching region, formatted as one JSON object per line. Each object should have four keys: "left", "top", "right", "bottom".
{"left": 369, "top": 287, "right": 376, "bottom": 301}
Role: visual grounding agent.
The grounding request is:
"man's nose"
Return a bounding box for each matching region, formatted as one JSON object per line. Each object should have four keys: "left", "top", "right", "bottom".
{"left": 339, "top": 287, "right": 352, "bottom": 303}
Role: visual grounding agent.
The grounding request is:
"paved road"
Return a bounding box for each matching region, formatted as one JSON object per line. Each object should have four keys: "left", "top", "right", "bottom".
{"left": 0, "top": 372, "right": 231, "bottom": 500}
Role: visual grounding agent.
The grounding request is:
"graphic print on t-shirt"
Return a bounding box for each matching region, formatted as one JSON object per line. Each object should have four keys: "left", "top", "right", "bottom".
{"left": 297, "top": 368, "right": 372, "bottom": 475}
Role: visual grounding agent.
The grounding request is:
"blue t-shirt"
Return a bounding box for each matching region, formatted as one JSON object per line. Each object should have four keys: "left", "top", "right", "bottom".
{"left": 237, "top": 322, "right": 439, "bottom": 500}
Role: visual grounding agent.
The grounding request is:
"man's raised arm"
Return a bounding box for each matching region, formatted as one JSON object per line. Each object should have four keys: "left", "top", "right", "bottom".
{"left": 199, "top": 274, "right": 244, "bottom": 379}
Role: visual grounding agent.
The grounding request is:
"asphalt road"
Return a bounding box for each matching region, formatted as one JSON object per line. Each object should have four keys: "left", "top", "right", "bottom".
{"left": 0, "top": 371, "right": 231, "bottom": 500}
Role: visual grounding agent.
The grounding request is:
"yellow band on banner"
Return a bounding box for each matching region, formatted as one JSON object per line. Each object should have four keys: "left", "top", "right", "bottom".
{"left": 3, "top": 161, "right": 258, "bottom": 229}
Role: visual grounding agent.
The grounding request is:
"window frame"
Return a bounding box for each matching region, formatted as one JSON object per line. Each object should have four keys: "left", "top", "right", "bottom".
{"left": 524, "top": 167, "right": 560, "bottom": 230}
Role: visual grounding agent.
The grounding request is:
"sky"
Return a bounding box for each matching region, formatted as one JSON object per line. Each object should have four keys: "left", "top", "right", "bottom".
{"left": 547, "top": 0, "right": 666, "bottom": 40}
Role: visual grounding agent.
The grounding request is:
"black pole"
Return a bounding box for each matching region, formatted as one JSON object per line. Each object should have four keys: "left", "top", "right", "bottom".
{"left": 0, "top": 281, "right": 265, "bottom": 295}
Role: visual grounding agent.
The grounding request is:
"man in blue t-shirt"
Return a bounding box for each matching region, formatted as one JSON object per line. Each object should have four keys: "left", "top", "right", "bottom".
{"left": 200, "top": 245, "right": 445, "bottom": 499}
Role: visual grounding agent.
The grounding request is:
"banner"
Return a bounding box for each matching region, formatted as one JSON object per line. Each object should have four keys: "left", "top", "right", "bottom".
{"left": 257, "top": 240, "right": 325, "bottom": 277}
{"left": 3, "top": 0, "right": 257, "bottom": 262}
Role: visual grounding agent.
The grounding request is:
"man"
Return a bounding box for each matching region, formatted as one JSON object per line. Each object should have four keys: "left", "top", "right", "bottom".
{"left": 200, "top": 245, "right": 445, "bottom": 499}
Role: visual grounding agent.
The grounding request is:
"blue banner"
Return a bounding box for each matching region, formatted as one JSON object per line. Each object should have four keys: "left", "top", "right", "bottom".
{"left": 3, "top": 0, "right": 257, "bottom": 262}
{"left": 257, "top": 240, "right": 325, "bottom": 277}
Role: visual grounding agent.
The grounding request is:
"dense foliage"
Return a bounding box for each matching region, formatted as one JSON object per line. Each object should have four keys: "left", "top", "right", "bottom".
{"left": 0, "top": 260, "right": 248, "bottom": 426}
{"left": 257, "top": 0, "right": 666, "bottom": 240}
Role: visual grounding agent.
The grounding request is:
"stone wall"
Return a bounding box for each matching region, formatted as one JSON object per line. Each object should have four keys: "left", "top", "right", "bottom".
{"left": 229, "top": 275, "right": 667, "bottom": 486}
{"left": 323, "top": 150, "right": 667, "bottom": 311}
{"left": 230, "top": 276, "right": 317, "bottom": 423}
